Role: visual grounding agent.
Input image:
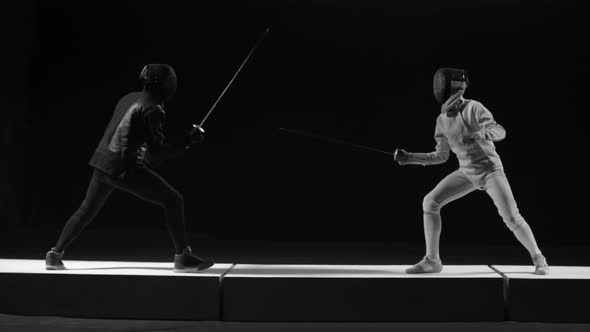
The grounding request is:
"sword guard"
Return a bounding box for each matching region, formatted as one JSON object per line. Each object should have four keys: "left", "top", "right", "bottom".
{"left": 191, "top": 124, "right": 205, "bottom": 135}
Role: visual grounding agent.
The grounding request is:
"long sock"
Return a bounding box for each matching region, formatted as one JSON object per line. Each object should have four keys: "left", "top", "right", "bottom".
{"left": 55, "top": 201, "right": 103, "bottom": 252}
{"left": 164, "top": 202, "right": 187, "bottom": 255}
{"left": 512, "top": 221, "right": 542, "bottom": 258}
{"left": 54, "top": 212, "right": 87, "bottom": 253}
{"left": 424, "top": 212, "right": 442, "bottom": 261}
{"left": 54, "top": 170, "right": 112, "bottom": 253}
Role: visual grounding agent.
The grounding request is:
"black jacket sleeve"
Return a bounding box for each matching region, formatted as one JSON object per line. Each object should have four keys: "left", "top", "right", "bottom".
{"left": 144, "top": 106, "right": 188, "bottom": 166}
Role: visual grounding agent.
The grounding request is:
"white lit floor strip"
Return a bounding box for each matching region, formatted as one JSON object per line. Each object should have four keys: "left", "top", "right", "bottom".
{"left": 491, "top": 265, "right": 590, "bottom": 279}
{"left": 0, "top": 259, "right": 232, "bottom": 276}
{"left": 225, "top": 264, "right": 500, "bottom": 278}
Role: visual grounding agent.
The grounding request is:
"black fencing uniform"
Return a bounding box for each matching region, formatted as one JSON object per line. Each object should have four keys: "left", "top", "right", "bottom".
{"left": 54, "top": 91, "right": 189, "bottom": 253}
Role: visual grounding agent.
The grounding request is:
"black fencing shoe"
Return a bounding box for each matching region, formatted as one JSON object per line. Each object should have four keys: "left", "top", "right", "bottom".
{"left": 173, "top": 246, "right": 214, "bottom": 272}
{"left": 45, "top": 248, "right": 66, "bottom": 270}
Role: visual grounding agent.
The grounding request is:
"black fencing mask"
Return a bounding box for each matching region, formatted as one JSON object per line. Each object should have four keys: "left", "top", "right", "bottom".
{"left": 139, "top": 64, "right": 177, "bottom": 102}
{"left": 433, "top": 68, "right": 468, "bottom": 104}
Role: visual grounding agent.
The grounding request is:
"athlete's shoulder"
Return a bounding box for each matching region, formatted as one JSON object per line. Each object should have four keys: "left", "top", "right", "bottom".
{"left": 464, "top": 98, "right": 487, "bottom": 109}
{"left": 111, "top": 92, "right": 142, "bottom": 117}
{"left": 113, "top": 92, "right": 141, "bottom": 111}
{"left": 462, "top": 99, "right": 490, "bottom": 115}
{"left": 122, "top": 91, "right": 164, "bottom": 114}
{"left": 434, "top": 113, "right": 446, "bottom": 127}
{"left": 118, "top": 91, "right": 142, "bottom": 104}
{"left": 461, "top": 98, "right": 476, "bottom": 106}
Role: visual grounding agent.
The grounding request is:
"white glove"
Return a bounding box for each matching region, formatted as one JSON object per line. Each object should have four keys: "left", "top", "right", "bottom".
{"left": 394, "top": 148, "right": 411, "bottom": 165}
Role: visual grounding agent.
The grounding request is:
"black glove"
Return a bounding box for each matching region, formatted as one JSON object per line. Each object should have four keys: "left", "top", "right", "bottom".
{"left": 185, "top": 124, "right": 205, "bottom": 146}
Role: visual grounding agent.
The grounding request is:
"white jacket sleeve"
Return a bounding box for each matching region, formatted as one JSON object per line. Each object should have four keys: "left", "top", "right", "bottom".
{"left": 470, "top": 102, "right": 506, "bottom": 142}
{"left": 405, "top": 121, "right": 450, "bottom": 165}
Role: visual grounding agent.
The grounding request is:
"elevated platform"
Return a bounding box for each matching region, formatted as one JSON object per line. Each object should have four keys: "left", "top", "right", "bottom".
{"left": 3, "top": 259, "right": 589, "bottom": 323}
{"left": 0, "top": 259, "right": 232, "bottom": 320}
{"left": 493, "top": 265, "right": 590, "bottom": 323}
{"left": 222, "top": 264, "right": 504, "bottom": 322}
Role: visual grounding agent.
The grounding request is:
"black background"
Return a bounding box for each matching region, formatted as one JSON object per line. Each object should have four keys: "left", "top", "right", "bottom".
{"left": 5, "top": 0, "right": 589, "bottom": 246}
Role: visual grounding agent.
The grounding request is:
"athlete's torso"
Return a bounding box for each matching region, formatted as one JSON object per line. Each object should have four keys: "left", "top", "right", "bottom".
{"left": 89, "top": 92, "right": 162, "bottom": 176}
{"left": 436, "top": 99, "right": 503, "bottom": 176}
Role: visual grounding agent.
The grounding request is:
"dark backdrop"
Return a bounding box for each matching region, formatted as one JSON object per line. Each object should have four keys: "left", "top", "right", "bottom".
{"left": 13, "top": 0, "right": 589, "bottom": 245}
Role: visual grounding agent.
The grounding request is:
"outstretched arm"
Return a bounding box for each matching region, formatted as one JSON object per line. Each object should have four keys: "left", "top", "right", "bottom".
{"left": 397, "top": 122, "right": 450, "bottom": 166}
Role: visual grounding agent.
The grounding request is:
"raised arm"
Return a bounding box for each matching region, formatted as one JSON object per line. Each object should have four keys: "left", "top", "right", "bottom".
{"left": 144, "top": 106, "right": 190, "bottom": 165}
{"left": 471, "top": 102, "right": 506, "bottom": 142}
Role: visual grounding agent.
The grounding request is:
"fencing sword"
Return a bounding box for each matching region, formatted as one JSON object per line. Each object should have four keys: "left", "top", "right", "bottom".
{"left": 279, "top": 127, "right": 401, "bottom": 159}
{"left": 190, "top": 28, "right": 270, "bottom": 136}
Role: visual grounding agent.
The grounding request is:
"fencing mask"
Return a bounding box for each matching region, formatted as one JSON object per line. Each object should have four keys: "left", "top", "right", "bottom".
{"left": 433, "top": 68, "right": 469, "bottom": 104}
{"left": 139, "top": 64, "right": 177, "bottom": 102}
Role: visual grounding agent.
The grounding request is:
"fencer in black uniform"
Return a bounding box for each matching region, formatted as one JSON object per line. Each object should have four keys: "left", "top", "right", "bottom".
{"left": 45, "top": 64, "right": 214, "bottom": 272}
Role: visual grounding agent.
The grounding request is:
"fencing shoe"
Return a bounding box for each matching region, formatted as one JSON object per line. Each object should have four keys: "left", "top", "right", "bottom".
{"left": 533, "top": 254, "right": 550, "bottom": 275}
{"left": 174, "top": 246, "right": 214, "bottom": 272}
{"left": 405, "top": 256, "right": 443, "bottom": 274}
{"left": 45, "top": 248, "right": 66, "bottom": 270}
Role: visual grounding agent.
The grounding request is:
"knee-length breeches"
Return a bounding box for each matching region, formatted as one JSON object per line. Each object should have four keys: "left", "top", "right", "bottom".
{"left": 422, "top": 169, "right": 525, "bottom": 230}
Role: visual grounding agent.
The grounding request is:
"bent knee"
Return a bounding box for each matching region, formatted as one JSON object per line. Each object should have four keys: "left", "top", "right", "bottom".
{"left": 163, "top": 191, "right": 184, "bottom": 208}
{"left": 502, "top": 213, "right": 525, "bottom": 231}
{"left": 422, "top": 195, "right": 441, "bottom": 214}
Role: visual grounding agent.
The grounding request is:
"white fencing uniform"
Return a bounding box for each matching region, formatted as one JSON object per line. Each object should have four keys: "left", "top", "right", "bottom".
{"left": 402, "top": 92, "right": 546, "bottom": 273}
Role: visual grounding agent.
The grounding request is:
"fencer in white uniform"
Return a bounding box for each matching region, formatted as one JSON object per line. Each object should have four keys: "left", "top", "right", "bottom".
{"left": 395, "top": 68, "right": 549, "bottom": 275}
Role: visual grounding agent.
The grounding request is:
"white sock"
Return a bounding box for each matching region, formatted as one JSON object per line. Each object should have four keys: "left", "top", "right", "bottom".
{"left": 424, "top": 212, "right": 442, "bottom": 261}
{"left": 512, "top": 221, "right": 542, "bottom": 258}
